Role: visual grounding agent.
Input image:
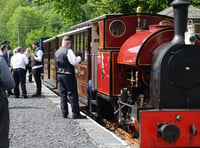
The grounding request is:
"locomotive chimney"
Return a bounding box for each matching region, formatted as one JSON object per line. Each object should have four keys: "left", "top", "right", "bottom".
{"left": 171, "top": 0, "right": 190, "bottom": 44}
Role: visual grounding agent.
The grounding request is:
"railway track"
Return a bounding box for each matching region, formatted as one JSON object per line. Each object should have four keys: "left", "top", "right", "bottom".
{"left": 101, "top": 118, "right": 139, "bottom": 148}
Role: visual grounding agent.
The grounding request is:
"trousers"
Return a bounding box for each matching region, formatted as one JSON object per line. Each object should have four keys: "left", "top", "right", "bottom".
{"left": 57, "top": 73, "right": 80, "bottom": 116}
{"left": 0, "top": 93, "right": 9, "bottom": 148}
{"left": 13, "top": 68, "right": 27, "bottom": 97}
{"left": 32, "top": 67, "right": 42, "bottom": 95}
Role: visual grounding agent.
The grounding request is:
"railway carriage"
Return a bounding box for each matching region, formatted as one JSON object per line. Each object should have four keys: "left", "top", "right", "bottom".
{"left": 43, "top": 0, "right": 200, "bottom": 147}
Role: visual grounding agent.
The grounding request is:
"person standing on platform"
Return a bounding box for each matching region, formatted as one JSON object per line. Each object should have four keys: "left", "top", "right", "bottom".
{"left": 0, "top": 41, "right": 14, "bottom": 95}
{"left": 13, "top": 48, "right": 17, "bottom": 55}
{"left": 10, "top": 47, "right": 28, "bottom": 98}
{"left": 54, "top": 36, "right": 86, "bottom": 119}
{"left": 24, "top": 47, "right": 33, "bottom": 82}
{"left": 1, "top": 41, "right": 9, "bottom": 64}
{"left": 31, "top": 41, "right": 43, "bottom": 97}
{"left": 0, "top": 49, "right": 15, "bottom": 148}
{"left": 1, "top": 41, "right": 12, "bottom": 70}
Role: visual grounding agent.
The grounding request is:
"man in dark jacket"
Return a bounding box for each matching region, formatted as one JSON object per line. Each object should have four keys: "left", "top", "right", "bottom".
{"left": 0, "top": 51, "right": 15, "bottom": 148}
{"left": 54, "top": 36, "right": 86, "bottom": 119}
{"left": 1, "top": 41, "right": 14, "bottom": 95}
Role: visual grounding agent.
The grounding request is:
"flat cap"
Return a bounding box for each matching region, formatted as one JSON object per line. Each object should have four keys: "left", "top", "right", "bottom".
{"left": 1, "top": 40, "right": 8, "bottom": 45}
{"left": 63, "top": 36, "right": 73, "bottom": 42}
{"left": 0, "top": 44, "right": 6, "bottom": 51}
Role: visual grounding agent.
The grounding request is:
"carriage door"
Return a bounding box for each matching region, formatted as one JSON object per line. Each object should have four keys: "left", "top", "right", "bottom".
{"left": 91, "top": 23, "right": 99, "bottom": 94}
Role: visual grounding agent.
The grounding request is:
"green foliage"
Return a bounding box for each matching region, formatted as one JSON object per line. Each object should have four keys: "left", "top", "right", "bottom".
{"left": 25, "top": 29, "right": 45, "bottom": 47}
{"left": 0, "top": 0, "right": 64, "bottom": 50}
{"left": 7, "top": 6, "right": 44, "bottom": 49}
{"left": 0, "top": 0, "right": 28, "bottom": 42}
{"left": 52, "top": 0, "right": 88, "bottom": 27}
{"left": 33, "top": 0, "right": 88, "bottom": 27}
{"left": 191, "top": 0, "right": 200, "bottom": 8}
{"left": 87, "top": 0, "right": 171, "bottom": 15}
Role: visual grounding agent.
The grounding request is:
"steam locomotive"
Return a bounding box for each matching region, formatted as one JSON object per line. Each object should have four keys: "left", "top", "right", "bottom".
{"left": 43, "top": 0, "right": 200, "bottom": 147}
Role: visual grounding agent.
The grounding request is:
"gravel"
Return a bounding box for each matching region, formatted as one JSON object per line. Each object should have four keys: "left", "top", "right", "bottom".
{"left": 8, "top": 96, "right": 98, "bottom": 148}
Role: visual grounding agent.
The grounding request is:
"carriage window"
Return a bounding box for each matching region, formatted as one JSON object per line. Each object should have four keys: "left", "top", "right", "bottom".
{"left": 84, "top": 32, "right": 88, "bottom": 49}
{"left": 77, "top": 34, "right": 79, "bottom": 52}
{"left": 73, "top": 35, "right": 77, "bottom": 52}
{"left": 80, "top": 33, "right": 84, "bottom": 51}
{"left": 109, "top": 20, "right": 126, "bottom": 37}
{"left": 73, "top": 31, "right": 89, "bottom": 62}
{"left": 84, "top": 32, "right": 88, "bottom": 61}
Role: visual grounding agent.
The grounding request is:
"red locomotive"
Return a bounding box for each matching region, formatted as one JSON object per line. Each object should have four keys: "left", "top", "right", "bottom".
{"left": 43, "top": 0, "right": 200, "bottom": 147}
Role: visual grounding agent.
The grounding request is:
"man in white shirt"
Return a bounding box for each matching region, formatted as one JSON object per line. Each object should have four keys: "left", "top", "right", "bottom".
{"left": 54, "top": 36, "right": 86, "bottom": 119}
{"left": 10, "top": 47, "right": 28, "bottom": 98}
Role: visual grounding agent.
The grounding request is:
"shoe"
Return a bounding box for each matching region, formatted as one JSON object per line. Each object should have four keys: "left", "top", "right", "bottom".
{"left": 15, "top": 95, "right": 19, "bottom": 98}
{"left": 72, "top": 114, "right": 87, "bottom": 119}
{"left": 8, "top": 91, "right": 14, "bottom": 95}
{"left": 62, "top": 113, "right": 68, "bottom": 119}
{"left": 23, "top": 95, "right": 29, "bottom": 99}
{"left": 32, "top": 93, "right": 41, "bottom": 97}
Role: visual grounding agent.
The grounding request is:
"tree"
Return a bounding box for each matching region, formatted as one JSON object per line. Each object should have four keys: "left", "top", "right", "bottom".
{"left": 88, "top": 0, "right": 172, "bottom": 15}
{"left": 33, "top": 0, "right": 173, "bottom": 25}
{"left": 191, "top": 0, "right": 200, "bottom": 7}
{"left": 0, "top": 0, "right": 30, "bottom": 43}
{"left": 33, "top": 0, "right": 88, "bottom": 27}
{"left": 25, "top": 5, "right": 64, "bottom": 46}
{"left": 7, "top": 6, "right": 44, "bottom": 49}
{"left": 0, "top": 0, "right": 64, "bottom": 50}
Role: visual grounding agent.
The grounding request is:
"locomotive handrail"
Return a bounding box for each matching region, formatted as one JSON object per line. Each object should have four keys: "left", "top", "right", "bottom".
{"left": 118, "top": 100, "right": 133, "bottom": 108}
{"left": 158, "top": 20, "right": 173, "bottom": 26}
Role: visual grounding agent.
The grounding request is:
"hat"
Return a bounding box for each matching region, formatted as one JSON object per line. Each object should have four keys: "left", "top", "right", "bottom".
{"left": 32, "top": 41, "right": 39, "bottom": 47}
{"left": 1, "top": 40, "right": 8, "bottom": 45}
{"left": 0, "top": 44, "right": 6, "bottom": 51}
{"left": 63, "top": 36, "right": 73, "bottom": 42}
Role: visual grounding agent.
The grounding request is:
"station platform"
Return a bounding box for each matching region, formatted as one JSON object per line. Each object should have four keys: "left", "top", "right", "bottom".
{"left": 42, "top": 82, "right": 131, "bottom": 148}
{"left": 8, "top": 80, "right": 133, "bottom": 148}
